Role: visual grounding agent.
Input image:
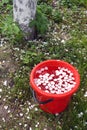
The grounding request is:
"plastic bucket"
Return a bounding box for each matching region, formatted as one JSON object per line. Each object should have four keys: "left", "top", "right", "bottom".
{"left": 30, "top": 60, "right": 80, "bottom": 114}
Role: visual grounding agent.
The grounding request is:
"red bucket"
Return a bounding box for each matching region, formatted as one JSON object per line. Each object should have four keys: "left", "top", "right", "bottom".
{"left": 30, "top": 60, "right": 80, "bottom": 114}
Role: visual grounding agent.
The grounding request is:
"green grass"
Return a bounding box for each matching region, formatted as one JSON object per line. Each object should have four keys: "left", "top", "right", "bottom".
{"left": 0, "top": 0, "right": 87, "bottom": 130}
{"left": 10, "top": 36, "right": 87, "bottom": 130}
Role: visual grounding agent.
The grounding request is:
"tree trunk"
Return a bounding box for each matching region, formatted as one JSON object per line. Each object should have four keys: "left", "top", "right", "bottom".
{"left": 13, "top": 0, "right": 37, "bottom": 40}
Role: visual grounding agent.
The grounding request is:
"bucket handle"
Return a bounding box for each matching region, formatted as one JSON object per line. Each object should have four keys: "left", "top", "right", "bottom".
{"left": 32, "top": 89, "right": 53, "bottom": 104}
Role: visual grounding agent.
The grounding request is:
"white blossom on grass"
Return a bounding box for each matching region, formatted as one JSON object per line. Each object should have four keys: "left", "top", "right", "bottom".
{"left": 26, "top": 108, "right": 30, "bottom": 112}
{"left": 84, "top": 91, "right": 87, "bottom": 97}
{"left": 35, "top": 107, "right": 38, "bottom": 111}
{"left": 29, "top": 127, "right": 32, "bottom": 130}
{"left": 3, "top": 98, "right": 6, "bottom": 101}
{"left": 0, "top": 89, "right": 2, "bottom": 92}
{"left": 61, "top": 39, "right": 65, "bottom": 43}
{"left": 78, "top": 112, "right": 83, "bottom": 118}
{"left": 55, "top": 113, "right": 59, "bottom": 116}
{"left": 4, "top": 105, "right": 8, "bottom": 110}
{"left": 7, "top": 109, "right": 11, "bottom": 113}
{"left": 27, "top": 116, "right": 30, "bottom": 119}
{"left": 19, "top": 122, "right": 22, "bottom": 126}
{"left": 85, "top": 122, "right": 87, "bottom": 125}
{"left": 24, "top": 124, "right": 28, "bottom": 127}
{"left": 2, "top": 117, "right": 5, "bottom": 122}
{"left": 19, "top": 113, "right": 23, "bottom": 117}
{"left": 35, "top": 122, "right": 39, "bottom": 128}
{"left": 43, "top": 129, "right": 47, "bottom": 130}
{"left": 3, "top": 80, "right": 7, "bottom": 86}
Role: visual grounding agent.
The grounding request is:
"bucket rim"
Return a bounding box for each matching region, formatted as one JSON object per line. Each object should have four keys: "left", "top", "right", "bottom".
{"left": 30, "top": 59, "right": 80, "bottom": 98}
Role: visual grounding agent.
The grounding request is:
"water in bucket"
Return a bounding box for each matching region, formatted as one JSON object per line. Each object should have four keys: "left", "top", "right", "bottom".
{"left": 34, "top": 66, "right": 76, "bottom": 95}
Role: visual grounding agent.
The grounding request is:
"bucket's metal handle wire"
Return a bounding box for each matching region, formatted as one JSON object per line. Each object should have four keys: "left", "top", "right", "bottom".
{"left": 31, "top": 88, "right": 53, "bottom": 104}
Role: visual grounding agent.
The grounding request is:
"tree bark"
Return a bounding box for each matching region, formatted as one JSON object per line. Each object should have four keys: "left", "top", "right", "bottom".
{"left": 13, "top": 0, "right": 37, "bottom": 40}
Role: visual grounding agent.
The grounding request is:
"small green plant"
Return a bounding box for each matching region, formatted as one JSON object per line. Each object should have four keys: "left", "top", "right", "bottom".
{"left": 0, "top": 0, "right": 12, "bottom": 6}
{"left": 0, "top": 15, "right": 19, "bottom": 36}
{"left": 0, "top": 0, "right": 23, "bottom": 43}
{"left": 30, "top": 5, "right": 49, "bottom": 37}
{"left": 37, "top": 3, "right": 53, "bottom": 18}
{"left": 11, "top": 73, "right": 31, "bottom": 101}
{"left": 22, "top": 50, "right": 45, "bottom": 66}
{"left": 0, "top": 0, "right": 13, "bottom": 14}
{"left": 60, "top": 0, "right": 87, "bottom": 8}
{"left": 38, "top": 0, "right": 53, "bottom": 5}
{"left": 52, "top": 10, "right": 62, "bottom": 23}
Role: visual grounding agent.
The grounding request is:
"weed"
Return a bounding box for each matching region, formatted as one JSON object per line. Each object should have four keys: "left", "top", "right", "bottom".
{"left": 21, "top": 47, "right": 46, "bottom": 67}
{"left": 37, "top": 3, "right": 53, "bottom": 18}
{"left": 60, "top": 0, "right": 87, "bottom": 8}
{"left": 30, "top": 3, "right": 62, "bottom": 37}
{"left": 52, "top": 10, "right": 62, "bottom": 23}
{"left": 0, "top": 1, "right": 23, "bottom": 43}
{"left": 30, "top": 5, "right": 49, "bottom": 38}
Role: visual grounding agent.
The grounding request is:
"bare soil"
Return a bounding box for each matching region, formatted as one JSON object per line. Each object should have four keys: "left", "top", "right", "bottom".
{"left": 0, "top": 42, "right": 18, "bottom": 124}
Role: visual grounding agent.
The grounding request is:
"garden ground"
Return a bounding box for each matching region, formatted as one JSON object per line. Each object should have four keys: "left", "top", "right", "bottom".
{"left": 0, "top": 1, "right": 87, "bottom": 130}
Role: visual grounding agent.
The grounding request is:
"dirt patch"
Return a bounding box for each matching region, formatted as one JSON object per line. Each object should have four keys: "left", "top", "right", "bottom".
{"left": 0, "top": 42, "right": 18, "bottom": 124}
